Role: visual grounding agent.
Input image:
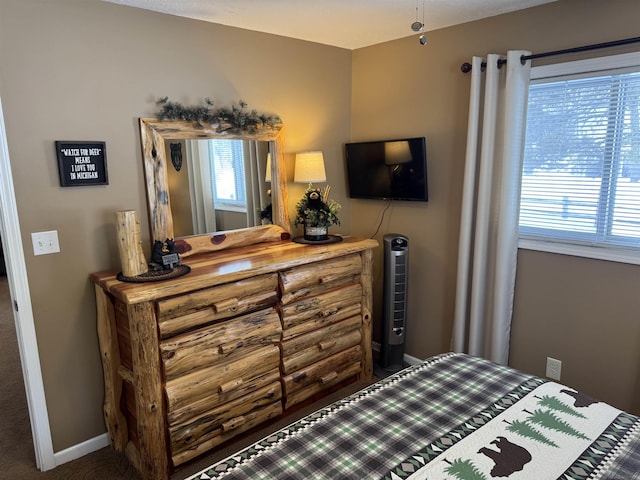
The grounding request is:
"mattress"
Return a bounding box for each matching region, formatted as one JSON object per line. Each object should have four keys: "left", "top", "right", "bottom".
{"left": 186, "top": 352, "right": 640, "bottom": 479}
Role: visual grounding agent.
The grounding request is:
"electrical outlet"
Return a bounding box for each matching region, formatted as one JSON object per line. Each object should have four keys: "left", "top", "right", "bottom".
{"left": 546, "top": 357, "right": 562, "bottom": 381}
{"left": 31, "top": 230, "right": 60, "bottom": 256}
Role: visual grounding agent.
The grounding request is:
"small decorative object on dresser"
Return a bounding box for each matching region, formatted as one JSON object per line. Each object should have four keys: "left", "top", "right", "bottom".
{"left": 114, "top": 210, "right": 148, "bottom": 277}
{"left": 294, "top": 186, "right": 341, "bottom": 242}
{"left": 114, "top": 211, "right": 190, "bottom": 283}
{"left": 150, "top": 238, "right": 181, "bottom": 270}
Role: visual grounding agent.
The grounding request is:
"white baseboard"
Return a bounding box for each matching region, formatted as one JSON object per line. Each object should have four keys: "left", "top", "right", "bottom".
{"left": 371, "top": 341, "right": 423, "bottom": 366}
{"left": 403, "top": 353, "right": 423, "bottom": 365}
{"left": 53, "top": 432, "right": 110, "bottom": 467}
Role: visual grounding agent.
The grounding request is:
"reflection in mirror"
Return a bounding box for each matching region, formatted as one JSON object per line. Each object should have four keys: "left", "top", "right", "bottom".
{"left": 166, "top": 139, "right": 271, "bottom": 236}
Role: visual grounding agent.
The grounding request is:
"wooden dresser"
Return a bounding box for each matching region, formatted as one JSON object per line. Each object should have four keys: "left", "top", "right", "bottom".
{"left": 91, "top": 237, "right": 377, "bottom": 480}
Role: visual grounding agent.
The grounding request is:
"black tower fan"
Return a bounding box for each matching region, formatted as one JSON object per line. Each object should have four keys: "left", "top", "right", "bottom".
{"left": 380, "top": 234, "right": 409, "bottom": 372}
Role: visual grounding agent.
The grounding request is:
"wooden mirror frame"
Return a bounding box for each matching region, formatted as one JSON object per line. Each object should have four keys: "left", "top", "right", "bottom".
{"left": 139, "top": 118, "right": 290, "bottom": 257}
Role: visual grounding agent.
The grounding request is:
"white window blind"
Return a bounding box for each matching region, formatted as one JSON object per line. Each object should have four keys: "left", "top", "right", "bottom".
{"left": 209, "top": 139, "right": 246, "bottom": 210}
{"left": 520, "top": 57, "right": 640, "bottom": 256}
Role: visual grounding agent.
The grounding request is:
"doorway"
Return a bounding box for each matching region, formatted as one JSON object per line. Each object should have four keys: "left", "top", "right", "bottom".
{"left": 0, "top": 268, "right": 35, "bottom": 468}
{"left": 0, "top": 97, "right": 55, "bottom": 469}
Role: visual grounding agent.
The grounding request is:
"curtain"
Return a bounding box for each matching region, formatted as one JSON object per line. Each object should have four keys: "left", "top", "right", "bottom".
{"left": 242, "top": 140, "right": 271, "bottom": 227}
{"left": 186, "top": 140, "right": 217, "bottom": 233}
{"left": 452, "top": 50, "right": 531, "bottom": 365}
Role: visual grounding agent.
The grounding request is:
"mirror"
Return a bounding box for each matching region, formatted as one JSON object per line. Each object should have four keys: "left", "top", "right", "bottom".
{"left": 166, "top": 139, "right": 271, "bottom": 236}
{"left": 139, "top": 117, "right": 290, "bottom": 256}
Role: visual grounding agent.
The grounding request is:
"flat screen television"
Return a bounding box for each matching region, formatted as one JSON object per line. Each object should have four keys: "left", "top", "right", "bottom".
{"left": 345, "top": 137, "right": 428, "bottom": 202}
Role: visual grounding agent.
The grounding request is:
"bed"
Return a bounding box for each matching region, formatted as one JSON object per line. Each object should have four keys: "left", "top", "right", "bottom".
{"left": 186, "top": 352, "right": 640, "bottom": 479}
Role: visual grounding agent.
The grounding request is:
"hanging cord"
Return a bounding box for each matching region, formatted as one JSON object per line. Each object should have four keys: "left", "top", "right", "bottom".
{"left": 461, "top": 36, "right": 640, "bottom": 73}
{"left": 370, "top": 201, "right": 392, "bottom": 239}
{"left": 411, "top": 0, "right": 424, "bottom": 31}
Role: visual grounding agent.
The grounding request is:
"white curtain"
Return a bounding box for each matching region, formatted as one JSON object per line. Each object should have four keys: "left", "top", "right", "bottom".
{"left": 242, "top": 140, "right": 271, "bottom": 227}
{"left": 452, "top": 50, "right": 531, "bottom": 365}
{"left": 186, "top": 140, "right": 217, "bottom": 233}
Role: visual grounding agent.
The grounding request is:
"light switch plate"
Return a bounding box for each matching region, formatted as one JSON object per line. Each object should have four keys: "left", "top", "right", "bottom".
{"left": 31, "top": 230, "right": 60, "bottom": 256}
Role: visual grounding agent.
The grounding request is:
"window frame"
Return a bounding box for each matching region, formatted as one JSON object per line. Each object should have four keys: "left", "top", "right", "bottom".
{"left": 209, "top": 139, "right": 248, "bottom": 213}
{"left": 518, "top": 51, "right": 640, "bottom": 266}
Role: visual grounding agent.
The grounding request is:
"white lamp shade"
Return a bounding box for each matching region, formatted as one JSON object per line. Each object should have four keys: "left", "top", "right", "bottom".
{"left": 265, "top": 153, "right": 272, "bottom": 182}
{"left": 294, "top": 151, "right": 326, "bottom": 183}
{"left": 384, "top": 141, "right": 412, "bottom": 165}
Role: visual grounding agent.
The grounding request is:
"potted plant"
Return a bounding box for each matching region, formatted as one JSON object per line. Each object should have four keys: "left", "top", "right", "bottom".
{"left": 294, "top": 186, "right": 341, "bottom": 241}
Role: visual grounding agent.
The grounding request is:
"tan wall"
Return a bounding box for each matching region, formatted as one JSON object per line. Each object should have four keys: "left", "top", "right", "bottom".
{"left": 512, "top": 251, "right": 640, "bottom": 415}
{"left": 0, "top": 0, "right": 352, "bottom": 451}
{"left": 351, "top": 0, "right": 640, "bottom": 415}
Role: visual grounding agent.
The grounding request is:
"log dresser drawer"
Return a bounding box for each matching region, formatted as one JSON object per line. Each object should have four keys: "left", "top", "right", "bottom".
{"left": 169, "top": 382, "right": 282, "bottom": 466}
{"left": 91, "top": 237, "right": 376, "bottom": 480}
{"left": 280, "top": 282, "right": 363, "bottom": 339}
{"left": 281, "top": 315, "right": 363, "bottom": 375}
{"left": 160, "top": 308, "right": 282, "bottom": 380}
{"left": 279, "top": 253, "right": 363, "bottom": 304}
{"left": 282, "top": 345, "right": 363, "bottom": 408}
{"left": 156, "top": 273, "right": 279, "bottom": 338}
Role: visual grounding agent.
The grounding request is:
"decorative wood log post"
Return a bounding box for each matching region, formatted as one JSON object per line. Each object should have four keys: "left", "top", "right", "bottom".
{"left": 129, "top": 301, "right": 168, "bottom": 480}
{"left": 94, "top": 285, "right": 128, "bottom": 452}
{"left": 115, "top": 210, "right": 147, "bottom": 277}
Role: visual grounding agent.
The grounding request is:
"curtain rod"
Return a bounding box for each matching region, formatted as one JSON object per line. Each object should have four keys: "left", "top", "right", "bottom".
{"left": 460, "top": 36, "right": 640, "bottom": 73}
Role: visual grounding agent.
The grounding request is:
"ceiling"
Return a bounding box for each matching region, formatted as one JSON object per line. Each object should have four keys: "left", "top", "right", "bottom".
{"left": 100, "top": 0, "right": 558, "bottom": 50}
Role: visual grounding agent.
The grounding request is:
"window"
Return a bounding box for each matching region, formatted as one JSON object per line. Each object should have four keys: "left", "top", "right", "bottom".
{"left": 209, "top": 139, "right": 247, "bottom": 211}
{"left": 519, "top": 52, "right": 640, "bottom": 264}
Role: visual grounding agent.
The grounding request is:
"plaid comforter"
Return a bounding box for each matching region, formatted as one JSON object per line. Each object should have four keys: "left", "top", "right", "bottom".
{"left": 186, "top": 352, "right": 640, "bottom": 479}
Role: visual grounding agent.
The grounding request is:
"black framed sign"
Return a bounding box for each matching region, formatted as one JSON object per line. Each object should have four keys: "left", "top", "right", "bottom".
{"left": 55, "top": 141, "right": 108, "bottom": 187}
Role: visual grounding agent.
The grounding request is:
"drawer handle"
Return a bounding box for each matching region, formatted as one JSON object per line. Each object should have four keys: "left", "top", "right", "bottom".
{"left": 218, "top": 342, "right": 239, "bottom": 354}
{"left": 318, "top": 340, "right": 336, "bottom": 351}
{"left": 320, "top": 371, "right": 338, "bottom": 385}
{"left": 218, "top": 378, "right": 243, "bottom": 394}
{"left": 221, "top": 415, "right": 245, "bottom": 432}
{"left": 214, "top": 298, "right": 239, "bottom": 313}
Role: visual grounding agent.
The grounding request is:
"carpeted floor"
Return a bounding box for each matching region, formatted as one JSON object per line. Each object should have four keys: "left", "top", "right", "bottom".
{"left": 0, "top": 274, "right": 374, "bottom": 479}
